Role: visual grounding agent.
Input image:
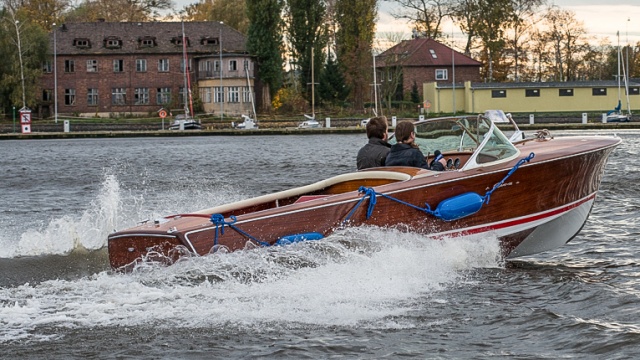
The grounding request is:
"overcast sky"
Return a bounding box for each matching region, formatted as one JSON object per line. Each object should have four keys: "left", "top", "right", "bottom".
{"left": 172, "top": 0, "right": 640, "bottom": 45}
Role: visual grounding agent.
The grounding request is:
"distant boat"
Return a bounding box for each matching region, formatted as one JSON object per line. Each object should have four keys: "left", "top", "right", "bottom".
{"left": 168, "top": 21, "right": 201, "bottom": 131}
{"left": 607, "top": 32, "right": 632, "bottom": 122}
{"left": 238, "top": 57, "right": 258, "bottom": 129}
{"left": 298, "top": 114, "right": 322, "bottom": 128}
{"left": 234, "top": 114, "right": 257, "bottom": 129}
{"left": 168, "top": 114, "right": 202, "bottom": 130}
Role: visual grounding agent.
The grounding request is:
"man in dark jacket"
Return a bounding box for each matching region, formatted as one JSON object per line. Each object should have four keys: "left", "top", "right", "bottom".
{"left": 356, "top": 116, "right": 391, "bottom": 170}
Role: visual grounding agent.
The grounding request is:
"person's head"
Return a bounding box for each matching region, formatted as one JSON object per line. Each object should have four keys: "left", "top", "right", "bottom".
{"left": 366, "top": 116, "right": 388, "bottom": 140}
{"left": 394, "top": 121, "right": 416, "bottom": 144}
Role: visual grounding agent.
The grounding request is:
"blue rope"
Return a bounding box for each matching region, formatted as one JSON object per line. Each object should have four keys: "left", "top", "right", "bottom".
{"left": 345, "top": 152, "right": 535, "bottom": 221}
{"left": 482, "top": 152, "right": 535, "bottom": 204}
{"left": 210, "top": 214, "right": 271, "bottom": 247}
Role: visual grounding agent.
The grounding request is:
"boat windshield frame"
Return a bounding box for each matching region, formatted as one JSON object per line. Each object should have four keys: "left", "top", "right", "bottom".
{"left": 412, "top": 114, "right": 521, "bottom": 171}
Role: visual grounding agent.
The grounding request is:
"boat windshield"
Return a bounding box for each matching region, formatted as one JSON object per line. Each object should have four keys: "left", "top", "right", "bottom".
{"left": 413, "top": 115, "right": 519, "bottom": 170}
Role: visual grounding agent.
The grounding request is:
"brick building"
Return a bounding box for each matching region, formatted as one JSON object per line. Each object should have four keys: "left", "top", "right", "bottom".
{"left": 375, "top": 38, "right": 481, "bottom": 101}
{"left": 40, "top": 21, "right": 256, "bottom": 118}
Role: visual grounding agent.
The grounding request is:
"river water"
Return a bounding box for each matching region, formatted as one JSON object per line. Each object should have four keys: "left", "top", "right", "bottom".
{"left": 0, "top": 131, "right": 638, "bottom": 359}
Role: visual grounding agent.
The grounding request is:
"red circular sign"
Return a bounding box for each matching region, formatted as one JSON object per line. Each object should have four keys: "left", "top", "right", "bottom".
{"left": 159, "top": 110, "right": 168, "bottom": 118}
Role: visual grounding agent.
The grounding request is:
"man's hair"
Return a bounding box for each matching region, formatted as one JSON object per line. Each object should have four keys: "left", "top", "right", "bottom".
{"left": 394, "top": 120, "right": 415, "bottom": 143}
{"left": 366, "top": 116, "right": 388, "bottom": 139}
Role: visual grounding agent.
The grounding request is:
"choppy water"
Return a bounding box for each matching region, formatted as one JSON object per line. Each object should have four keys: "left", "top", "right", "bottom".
{"left": 0, "top": 132, "right": 638, "bottom": 359}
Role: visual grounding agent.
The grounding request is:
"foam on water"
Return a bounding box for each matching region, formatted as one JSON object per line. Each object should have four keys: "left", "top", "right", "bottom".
{"left": 0, "top": 226, "right": 502, "bottom": 343}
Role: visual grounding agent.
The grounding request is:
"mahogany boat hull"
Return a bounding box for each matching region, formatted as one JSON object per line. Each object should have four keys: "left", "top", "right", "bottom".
{"left": 107, "top": 135, "right": 620, "bottom": 270}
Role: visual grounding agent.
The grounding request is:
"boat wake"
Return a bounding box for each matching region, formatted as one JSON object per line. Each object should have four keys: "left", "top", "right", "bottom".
{"left": 0, "top": 224, "right": 502, "bottom": 343}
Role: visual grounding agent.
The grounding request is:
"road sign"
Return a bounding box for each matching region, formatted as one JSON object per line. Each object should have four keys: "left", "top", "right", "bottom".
{"left": 158, "top": 109, "right": 167, "bottom": 118}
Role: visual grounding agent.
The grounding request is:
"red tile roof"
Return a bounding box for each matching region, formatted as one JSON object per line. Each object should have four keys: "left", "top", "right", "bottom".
{"left": 376, "top": 38, "right": 481, "bottom": 67}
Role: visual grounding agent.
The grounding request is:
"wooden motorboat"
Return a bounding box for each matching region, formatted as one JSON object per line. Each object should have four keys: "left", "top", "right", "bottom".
{"left": 108, "top": 114, "right": 620, "bottom": 270}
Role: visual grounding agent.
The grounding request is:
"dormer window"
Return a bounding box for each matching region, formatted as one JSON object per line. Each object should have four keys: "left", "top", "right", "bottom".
{"left": 74, "top": 38, "right": 91, "bottom": 48}
{"left": 201, "top": 37, "right": 219, "bottom": 46}
{"left": 104, "top": 37, "right": 122, "bottom": 49}
{"left": 171, "top": 36, "right": 190, "bottom": 47}
{"left": 139, "top": 36, "right": 156, "bottom": 48}
{"left": 429, "top": 49, "right": 437, "bottom": 59}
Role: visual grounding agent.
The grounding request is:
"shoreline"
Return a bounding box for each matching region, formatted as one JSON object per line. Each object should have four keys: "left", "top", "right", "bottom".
{"left": 1, "top": 122, "right": 639, "bottom": 140}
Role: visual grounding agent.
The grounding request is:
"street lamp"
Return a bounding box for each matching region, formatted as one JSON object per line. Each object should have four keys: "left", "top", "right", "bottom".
{"left": 220, "top": 22, "right": 223, "bottom": 121}
{"left": 53, "top": 23, "right": 58, "bottom": 124}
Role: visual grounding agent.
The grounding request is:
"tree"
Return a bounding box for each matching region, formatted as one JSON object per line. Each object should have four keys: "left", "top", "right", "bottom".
{"left": 16, "top": 0, "right": 69, "bottom": 30}
{"left": 410, "top": 81, "right": 420, "bottom": 103}
{"left": 473, "top": 0, "right": 514, "bottom": 82}
{"left": 285, "top": 0, "right": 327, "bottom": 108}
{"left": 388, "top": 0, "right": 452, "bottom": 40}
{"left": 318, "top": 53, "right": 349, "bottom": 105}
{"left": 542, "top": 6, "right": 589, "bottom": 81}
{"left": 246, "top": 0, "right": 285, "bottom": 111}
{"left": 64, "top": 0, "right": 172, "bottom": 22}
{"left": 507, "top": 0, "right": 545, "bottom": 81}
{"left": 335, "top": 0, "right": 376, "bottom": 110}
{"left": 183, "top": 0, "right": 249, "bottom": 34}
{"left": 0, "top": 5, "right": 48, "bottom": 113}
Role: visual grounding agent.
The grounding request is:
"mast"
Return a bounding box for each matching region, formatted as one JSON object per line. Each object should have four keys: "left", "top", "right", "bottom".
{"left": 372, "top": 52, "right": 378, "bottom": 117}
{"left": 181, "top": 21, "right": 193, "bottom": 118}
{"left": 245, "top": 61, "right": 256, "bottom": 120}
{"left": 311, "top": 47, "right": 315, "bottom": 119}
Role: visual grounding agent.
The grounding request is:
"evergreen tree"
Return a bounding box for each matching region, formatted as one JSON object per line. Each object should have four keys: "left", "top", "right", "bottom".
{"left": 410, "top": 81, "right": 420, "bottom": 103}
{"left": 318, "top": 54, "right": 350, "bottom": 105}
{"left": 246, "top": 0, "right": 285, "bottom": 110}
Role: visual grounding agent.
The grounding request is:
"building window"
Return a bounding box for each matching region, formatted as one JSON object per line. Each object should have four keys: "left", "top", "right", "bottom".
{"left": 105, "top": 38, "right": 121, "bottom": 49}
{"left": 87, "top": 88, "right": 98, "bottom": 106}
{"left": 87, "top": 60, "right": 98, "bottom": 72}
{"left": 228, "top": 86, "right": 239, "bottom": 103}
{"left": 64, "top": 60, "right": 75, "bottom": 73}
{"left": 43, "top": 89, "right": 53, "bottom": 101}
{"left": 435, "top": 69, "right": 448, "bottom": 80}
{"left": 429, "top": 49, "right": 438, "bottom": 59}
{"left": 156, "top": 87, "right": 171, "bottom": 105}
{"left": 42, "top": 61, "right": 53, "bottom": 73}
{"left": 171, "top": 37, "right": 190, "bottom": 46}
{"left": 630, "top": 87, "right": 640, "bottom": 95}
{"left": 201, "top": 37, "right": 219, "bottom": 45}
{"left": 525, "top": 89, "right": 540, "bottom": 97}
{"left": 64, "top": 88, "right": 76, "bottom": 105}
{"left": 136, "top": 59, "right": 147, "bottom": 72}
{"left": 214, "top": 60, "right": 221, "bottom": 72}
{"left": 559, "top": 89, "right": 573, "bottom": 96}
{"left": 112, "top": 88, "right": 126, "bottom": 105}
{"left": 491, "top": 90, "right": 507, "bottom": 98}
{"left": 73, "top": 38, "right": 90, "bottom": 48}
{"left": 139, "top": 37, "right": 156, "bottom": 48}
{"left": 158, "top": 59, "right": 169, "bottom": 72}
{"left": 243, "top": 87, "right": 252, "bottom": 103}
{"left": 113, "top": 59, "right": 124, "bottom": 72}
{"left": 214, "top": 86, "right": 224, "bottom": 103}
{"left": 201, "top": 87, "right": 212, "bottom": 103}
{"left": 387, "top": 69, "right": 392, "bottom": 81}
{"left": 592, "top": 88, "right": 607, "bottom": 96}
{"left": 229, "top": 60, "right": 237, "bottom": 71}
{"left": 243, "top": 60, "right": 251, "bottom": 71}
{"left": 134, "top": 88, "right": 149, "bottom": 105}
